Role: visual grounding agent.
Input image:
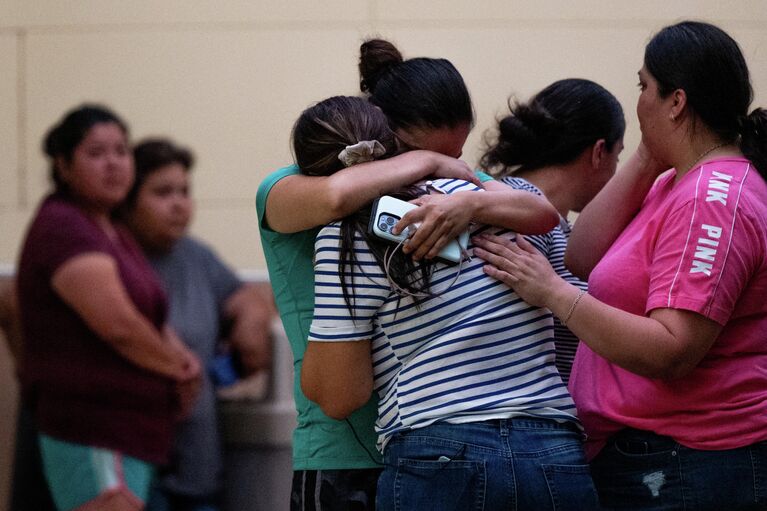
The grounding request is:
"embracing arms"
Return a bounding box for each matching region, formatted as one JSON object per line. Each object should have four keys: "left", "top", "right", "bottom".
{"left": 394, "top": 179, "right": 559, "bottom": 260}
{"left": 474, "top": 234, "right": 722, "bottom": 379}
{"left": 264, "top": 150, "right": 480, "bottom": 233}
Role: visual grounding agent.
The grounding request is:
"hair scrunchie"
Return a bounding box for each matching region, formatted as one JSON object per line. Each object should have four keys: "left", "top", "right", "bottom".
{"left": 338, "top": 140, "right": 387, "bottom": 167}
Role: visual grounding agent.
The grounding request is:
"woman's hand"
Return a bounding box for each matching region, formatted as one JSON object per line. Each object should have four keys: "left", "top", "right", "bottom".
{"left": 472, "top": 233, "right": 566, "bottom": 307}
{"left": 165, "top": 327, "right": 203, "bottom": 418}
{"left": 393, "top": 192, "right": 473, "bottom": 260}
{"left": 634, "top": 140, "right": 668, "bottom": 179}
{"left": 420, "top": 151, "right": 482, "bottom": 187}
{"left": 223, "top": 284, "right": 274, "bottom": 374}
{"left": 174, "top": 354, "right": 202, "bottom": 419}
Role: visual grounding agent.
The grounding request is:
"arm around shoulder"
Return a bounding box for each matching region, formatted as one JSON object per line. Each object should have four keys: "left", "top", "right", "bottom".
{"left": 262, "top": 151, "right": 479, "bottom": 234}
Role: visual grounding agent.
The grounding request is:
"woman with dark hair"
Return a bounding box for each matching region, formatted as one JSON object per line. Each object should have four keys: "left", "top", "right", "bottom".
{"left": 475, "top": 21, "right": 767, "bottom": 509}
{"left": 121, "top": 138, "right": 273, "bottom": 511}
{"left": 16, "top": 105, "right": 201, "bottom": 510}
{"left": 298, "top": 95, "right": 600, "bottom": 511}
{"left": 256, "top": 39, "right": 557, "bottom": 510}
{"left": 481, "top": 78, "right": 626, "bottom": 382}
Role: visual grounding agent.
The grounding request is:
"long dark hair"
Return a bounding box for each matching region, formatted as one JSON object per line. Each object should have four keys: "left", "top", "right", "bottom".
{"left": 43, "top": 104, "right": 129, "bottom": 194}
{"left": 481, "top": 79, "right": 625, "bottom": 176}
{"left": 645, "top": 21, "right": 767, "bottom": 178}
{"left": 359, "top": 39, "right": 474, "bottom": 132}
{"left": 292, "top": 96, "right": 435, "bottom": 311}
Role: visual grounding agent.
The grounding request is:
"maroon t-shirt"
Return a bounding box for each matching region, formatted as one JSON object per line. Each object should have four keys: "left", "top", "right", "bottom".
{"left": 17, "top": 193, "right": 176, "bottom": 464}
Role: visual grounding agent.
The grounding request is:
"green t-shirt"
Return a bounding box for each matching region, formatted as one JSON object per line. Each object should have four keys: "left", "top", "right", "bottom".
{"left": 255, "top": 164, "right": 381, "bottom": 470}
{"left": 475, "top": 170, "right": 493, "bottom": 183}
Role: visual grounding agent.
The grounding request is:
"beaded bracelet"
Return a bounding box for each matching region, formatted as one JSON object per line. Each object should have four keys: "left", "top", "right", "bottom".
{"left": 562, "top": 289, "right": 587, "bottom": 326}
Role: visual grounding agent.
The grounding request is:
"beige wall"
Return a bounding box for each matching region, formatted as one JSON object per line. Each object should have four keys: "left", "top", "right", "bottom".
{"left": 1, "top": 1, "right": 766, "bottom": 272}
{"left": 1, "top": 3, "right": 767, "bottom": 509}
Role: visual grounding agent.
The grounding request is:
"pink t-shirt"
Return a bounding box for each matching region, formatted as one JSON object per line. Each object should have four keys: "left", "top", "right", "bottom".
{"left": 570, "top": 157, "right": 767, "bottom": 459}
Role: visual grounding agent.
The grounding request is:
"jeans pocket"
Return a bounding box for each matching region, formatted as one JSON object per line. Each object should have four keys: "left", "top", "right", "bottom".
{"left": 542, "top": 464, "right": 601, "bottom": 511}
{"left": 393, "top": 458, "right": 486, "bottom": 511}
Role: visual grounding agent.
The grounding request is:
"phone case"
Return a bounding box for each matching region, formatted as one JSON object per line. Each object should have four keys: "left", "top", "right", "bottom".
{"left": 368, "top": 195, "right": 468, "bottom": 263}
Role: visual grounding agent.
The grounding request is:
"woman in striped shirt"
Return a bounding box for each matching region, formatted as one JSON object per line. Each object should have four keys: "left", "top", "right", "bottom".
{"left": 298, "top": 95, "right": 600, "bottom": 511}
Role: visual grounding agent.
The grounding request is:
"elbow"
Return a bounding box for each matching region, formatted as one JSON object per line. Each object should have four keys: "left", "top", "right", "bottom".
{"left": 564, "top": 251, "right": 590, "bottom": 281}
{"left": 542, "top": 208, "right": 560, "bottom": 233}
{"left": 318, "top": 400, "right": 363, "bottom": 421}
{"left": 301, "top": 377, "right": 372, "bottom": 420}
{"left": 98, "top": 317, "right": 140, "bottom": 349}
{"left": 636, "top": 352, "right": 697, "bottom": 380}
{"left": 325, "top": 188, "right": 351, "bottom": 221}
{"left": 524, "top": 201, "right": 559, "bottom": 235}
{"left": 655, "top": 359, "right": 697, "bottom": 380}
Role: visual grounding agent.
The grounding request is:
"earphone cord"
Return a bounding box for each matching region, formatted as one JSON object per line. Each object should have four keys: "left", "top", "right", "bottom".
{"left": 345, "top": 418, "right": 385, "bottom": 467}
{"left": 382, "top": 239, "right": 466, "bottom": 298}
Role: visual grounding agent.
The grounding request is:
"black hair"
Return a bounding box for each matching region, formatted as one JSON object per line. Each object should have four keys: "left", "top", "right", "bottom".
{"left": 123, "top": 138, "right": 195, "bottom": 208}
{"left": 481, "top": 79, "right": 625, "bottom": 176}
{"left": 359, "top": 39, "right": 474, "bottom": 132}
{"left": 645, "top": 20, "right": 767, "bottom": 177}
{"left": 292, "top": 96, "right": 397, "bottom": 176}
{"left": 292, "top": 95, "right": 435, "bottom": 312}
{"left": 43, "top": 104, "right": 129, "bottom": 193}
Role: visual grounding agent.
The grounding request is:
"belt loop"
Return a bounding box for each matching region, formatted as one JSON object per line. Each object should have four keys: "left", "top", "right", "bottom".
{"left": 499, "top": 419, "right": 509, "bottom": 437}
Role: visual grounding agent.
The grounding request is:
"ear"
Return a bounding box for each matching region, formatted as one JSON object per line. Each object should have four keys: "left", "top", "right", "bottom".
{"left": 590, "top": 139, "right": 606, "bottom": 171}
{"left": 669, "top": 88, "right": 688, "bottom": 121}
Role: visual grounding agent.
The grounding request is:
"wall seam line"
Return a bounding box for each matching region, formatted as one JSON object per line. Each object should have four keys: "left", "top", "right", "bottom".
{"left": 16, "top": 28, "right": 27, "bottom": 209}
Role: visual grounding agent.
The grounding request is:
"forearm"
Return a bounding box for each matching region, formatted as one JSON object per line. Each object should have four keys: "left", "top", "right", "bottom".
{"left": 464, "top": 189, "right": 559, "bottom": 234}
{"left": 266, "top": 151, "right": 447, "bottom": 233}
{"left": 107, "top": 320, "right": 187, "bottom": 380}
{"left": 566, "top": 148, "right": 665, "bottom": 279}
{"left": 225, "top": 285, "right": 274, "bottom": 372}
{"left": 545, "top": 282, "right": 689, "bottom": 379}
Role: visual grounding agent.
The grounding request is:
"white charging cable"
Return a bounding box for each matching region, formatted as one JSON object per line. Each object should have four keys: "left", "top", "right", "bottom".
{"left": 382, "top": 236, "right": 466, "bottom": 299}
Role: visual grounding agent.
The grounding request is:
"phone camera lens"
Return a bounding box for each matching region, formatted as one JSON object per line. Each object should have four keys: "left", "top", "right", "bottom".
{"left": 386, "top": 217, "right": 395, "bottom": 225}
{"left": 379, "top": 222, "right": 389, "bottom": 232}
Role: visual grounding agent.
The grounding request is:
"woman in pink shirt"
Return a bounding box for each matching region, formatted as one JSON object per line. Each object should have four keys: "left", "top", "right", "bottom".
{"left": 474, "top": 21, "right": 767, "bottom": 510}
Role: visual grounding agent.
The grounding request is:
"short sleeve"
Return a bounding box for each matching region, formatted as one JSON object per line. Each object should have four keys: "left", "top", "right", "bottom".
{"left": 474, "top": 170, "right": 494, "bottom": 183}
{"left": 646, "top": 197, "right": 758, "bottom": 325}
{"left": 308, "top": 223, "right": 390, "bottom": 342}
{"left": 33, "top": 201, "right": 110, "bottom": 276}
{"left": 196, "top": 241, "right": 242, "bottom": 309}
{"left": 256, "top": 165, "right": 300, "bottom": 233}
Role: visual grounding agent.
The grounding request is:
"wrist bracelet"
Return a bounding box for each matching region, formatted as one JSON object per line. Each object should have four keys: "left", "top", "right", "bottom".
{"left": 562, "top": 289, "right": 587, "bottom": 326}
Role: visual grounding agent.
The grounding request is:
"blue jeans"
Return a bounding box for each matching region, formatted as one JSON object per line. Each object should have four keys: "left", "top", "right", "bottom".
{"left": 591, "top": 428, "right": 767, "bottom": 510}
{"left": 376, "top": 418, "right": 600, "bottom": 511}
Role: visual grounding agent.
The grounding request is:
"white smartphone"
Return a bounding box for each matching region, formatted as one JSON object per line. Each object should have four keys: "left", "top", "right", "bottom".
{"left": 368, "top": 195, "right": 468, "bottom": 263}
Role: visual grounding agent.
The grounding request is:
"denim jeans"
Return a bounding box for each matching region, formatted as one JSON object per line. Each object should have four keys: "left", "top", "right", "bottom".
{"left": 376, "top": 418, "right": 600, "bottom": 511}
{"left": 591, "top": 428, "right": 767, "bottom": 510}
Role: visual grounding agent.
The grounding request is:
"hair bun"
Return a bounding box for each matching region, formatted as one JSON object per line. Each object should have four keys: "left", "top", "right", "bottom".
{"left": 43, "top": 124, "right": 63, "bottom": 158}
{"left": 359, "top": 39, "right": 404, "bottom": 93}
{"left": 492, "top": 102, "right": 562, "bottom": 167}
{"left": 740, "top": 108, "right": 767, "bottom": 135}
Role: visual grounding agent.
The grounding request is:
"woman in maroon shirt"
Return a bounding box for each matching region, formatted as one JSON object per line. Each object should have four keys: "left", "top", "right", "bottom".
{"left": 17, "top": 105, "right": 201, "bottom": 511}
